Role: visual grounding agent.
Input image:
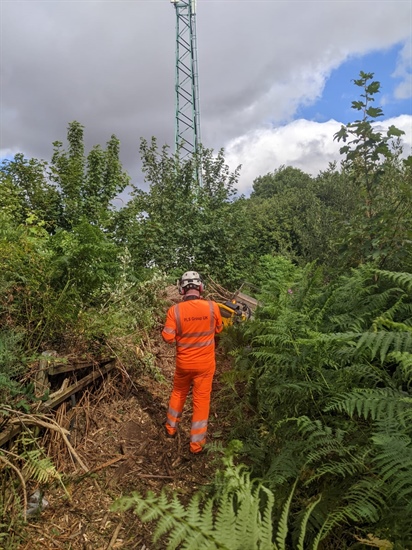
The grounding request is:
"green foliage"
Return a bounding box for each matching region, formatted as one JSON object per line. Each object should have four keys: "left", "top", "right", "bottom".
{"left": 117, "top": 138, "right": 250, "bottom": 287}
{"left": 247, "top": 165, "right": 349, "bottom": 266}
{"left": 333, "top": 72, "right": 412, "bottom": 269}
{"left": 0, "top": 154, "right": 62, "bottom": 230}
{"left": 0, "top": 330, "right": 27, "bottom": 405}
{"left": 241, "top": 75, "right": 411, "bottom": 272}
{"left": 224, "top": 261, "right": 412, "bottom": 547}
{"left": 113, "top": 456, "right": 276, "bottom": 549}
{"left": 113, "top": 449, "right": 338, "bottom": 550}
{"left": 1, "top": 70, "right": 412, "bottom": 548}
{"left": 0, "top": 216, "right": 57, "bottom": 349}
{"left": 49, "top": 220, "right": 121, "bottom": 303}
{"left": 0, "top": 330, "right": 25, "bottom": 379}
{"left": 251, "top": 166, "right": 313, "bottom": 199}
{"left": 334, "top": 72, "right": 397, "bottom": 172}
{"left": 51, "top": 121, "right": 129, "bottom": 229}
{"left": 78, "top": 259, "right": 168, "bottom": 351}
{"left": 0, "top": 432, "right": 63, "bottom": 547}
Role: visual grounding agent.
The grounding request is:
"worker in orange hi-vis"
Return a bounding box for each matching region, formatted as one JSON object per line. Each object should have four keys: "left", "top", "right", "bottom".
{"left": 162, "top": 271, "right": 223, "bottom": 454}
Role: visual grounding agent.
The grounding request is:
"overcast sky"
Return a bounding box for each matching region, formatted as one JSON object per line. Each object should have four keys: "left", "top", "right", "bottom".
{"left": 1, "top": 0, "right": 411, "bottom": 196}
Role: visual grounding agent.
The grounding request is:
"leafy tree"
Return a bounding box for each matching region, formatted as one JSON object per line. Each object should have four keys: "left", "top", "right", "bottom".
{"left": 246, "top": 179, "right": 334, "bottom": 265}
{"left": 251, "top": 166, "right": 313, "bottom": 199}
{"left": 245, "top": 164, "right": 359, "bottom": 268}
{"left": 119, "top": 139, "right": 251, "bottom": 287}
{"left": 49, "top": 221, "right": 121, "bottom": 304}
{"left": 1, "top": 122, "right": 130, "bottom": 233}
{"left": 0, "top": 154, "right": 61, "bottom": 230}
{"left": 51, "top": 121, "right": 129, "bottom": 229}
{"left": 334, "top": 72, "right": 412, "bottom": 268}
{"left": 193, "top": 148, "right": 252, "bottom": 285}
{"left": 0, "top": 215, "right": 72, "bottom": 352}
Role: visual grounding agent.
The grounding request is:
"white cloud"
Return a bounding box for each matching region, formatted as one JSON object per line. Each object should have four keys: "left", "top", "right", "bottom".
{"left": 392, "top": 38, "right": 412, "bottom": 100}
{"left": 225, "top": 115, "right": 412, "bottom": 196}
{"left": 1, "top": 0, "right": 411, "bottom": 186}
{"left": 0, "top": 148, "right": 19, "bottom": 162}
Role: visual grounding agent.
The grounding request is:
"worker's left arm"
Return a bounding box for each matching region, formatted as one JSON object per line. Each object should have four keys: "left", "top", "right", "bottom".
{"left": 214, "top": 302, "right": 224, "bottom": 335}
{"left": 162, "top": 305, "right": 177, "bottom": 344}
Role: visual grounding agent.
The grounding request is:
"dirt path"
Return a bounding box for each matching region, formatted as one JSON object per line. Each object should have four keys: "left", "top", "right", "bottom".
{"left": 17, "top": 291, "right": 231, "bottom": 549}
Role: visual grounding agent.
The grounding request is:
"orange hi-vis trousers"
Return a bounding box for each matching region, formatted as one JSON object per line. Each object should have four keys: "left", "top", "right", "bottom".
{"left": 166, "top": 363, "right": 215, "bottom": 454}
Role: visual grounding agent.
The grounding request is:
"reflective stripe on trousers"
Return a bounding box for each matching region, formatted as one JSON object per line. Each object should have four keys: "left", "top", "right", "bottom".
{"left": 166, "top": 407, "right": 182, "bottom": 428}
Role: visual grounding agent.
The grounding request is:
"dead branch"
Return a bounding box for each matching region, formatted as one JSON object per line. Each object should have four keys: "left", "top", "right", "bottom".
{"left": 0, "top": 453, "right": 28, "bottom": 522}
{"left": 3, "top": 409, "right": 89, "bottom": 473}
{"left": 106, "top": 523, "right": 122, "bottom": 550}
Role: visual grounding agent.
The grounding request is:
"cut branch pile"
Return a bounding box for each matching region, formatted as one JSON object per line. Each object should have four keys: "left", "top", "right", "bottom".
{"left": 205, "top": 277, "right": 233, "bottom": 302}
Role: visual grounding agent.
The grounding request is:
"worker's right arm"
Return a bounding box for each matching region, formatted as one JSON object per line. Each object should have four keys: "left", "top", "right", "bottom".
{"left": 162, "top": 305, "right": 177, "bottom": 344}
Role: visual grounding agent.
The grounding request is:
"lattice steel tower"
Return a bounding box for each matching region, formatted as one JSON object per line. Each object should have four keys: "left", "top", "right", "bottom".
{"left": 170, "top": 0, "right": 201, "bottom": 161}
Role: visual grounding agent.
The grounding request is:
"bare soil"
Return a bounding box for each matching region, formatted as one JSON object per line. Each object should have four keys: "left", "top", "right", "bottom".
{"left": 16, "top": 287, "right": 232, "bottom": 550}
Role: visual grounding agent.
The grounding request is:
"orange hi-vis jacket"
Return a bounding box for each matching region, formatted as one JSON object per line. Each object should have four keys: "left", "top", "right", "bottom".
{"left": 162, "top": 298, "right": 223, "bottom": 368}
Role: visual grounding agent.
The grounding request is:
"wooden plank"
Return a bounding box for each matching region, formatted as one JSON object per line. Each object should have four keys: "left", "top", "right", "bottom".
{"left": 41, "top": 361, "right": 116, "bottom": 410}
{"left": 34, "top": 351, "right": 56, "bottom": 397}
{"left": 48, "top": 357, "right": 114, "bottom": 375}
{"left": 0, "top": 360, "right": 116, "bottom": 448}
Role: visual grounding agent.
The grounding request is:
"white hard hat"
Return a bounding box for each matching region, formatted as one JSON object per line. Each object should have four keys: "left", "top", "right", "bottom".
{"left": 178, "top": 271, "right": 204, "bottom": 294}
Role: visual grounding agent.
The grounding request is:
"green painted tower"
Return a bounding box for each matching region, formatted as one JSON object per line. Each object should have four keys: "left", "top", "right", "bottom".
{"left": 170, "top": 0, "right": 201, "bottom": 161}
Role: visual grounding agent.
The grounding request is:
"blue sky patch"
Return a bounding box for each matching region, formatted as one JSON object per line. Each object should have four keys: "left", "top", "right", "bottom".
{"left": 298, "top": 43, "right": 411, "bottom": 124}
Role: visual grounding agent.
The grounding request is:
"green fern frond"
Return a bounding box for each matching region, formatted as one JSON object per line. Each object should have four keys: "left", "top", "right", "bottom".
{"left": 312, "top": 480, "right": 386, "bottom": 548}
{"left": 372, "top": 433, "right": 412, "bottom": 501}
{"left": 213, "top": 493, "right": 237, "bottom": 548}
{"left": 6, "top": 433, "right": 62, "bottom": 487}
{"left": 375, "top": 317, "right": 412, "bottom": 332}
{"left": 364, "top": 287, "right": 404, "bottom": 316}
{"left": 336, "top": 361, "right": 393, "bottom": 388}
{"left": 266, "top": 439, "right": 302, "bottom": 484}
{"left": 296, "top": 495, "right": 322, "bottom": 550}
{"left": 372, "top": 295, "right": 407, "bottom": 325}
{"left": 22, "top": 450, "right": 60, "bottom": 484}
{"left": 297, "top": 416, "right": 345, "bottom": 441}
{"left": 260, "top": 487, "right": 275, "bottom": 547}
{"left": 389, "top": 351, "right": 412, "bottom": 385}
{"left": 375, "top": 269, "right": 412, "bottom": 293}
{"left": 326, "top": 388, "right": 412, "bottom": 421}
{"left": 356, "top": 330, "right": 412, "bottom": 363}
{"left": 333, "top": 479, "right": 385, "bottom": 524}
{"left": 306, "top": 458, "right": 365, "bottom": 482}
{"left": 112, "top": 459, "right": 277, "bottom": 550}
{"left": 275, "top": 479, "right": 297, "bottom": 550}
{"left": 295, "top": 416, "right": 367, "bottom": 482}
{"left": 251, "top": 349, "right": 289, "bottom": 364}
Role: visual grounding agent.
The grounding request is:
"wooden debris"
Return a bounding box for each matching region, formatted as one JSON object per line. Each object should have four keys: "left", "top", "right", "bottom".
{"left": 81, "top": 455, "right": 128, "bottom": 477}
{"left": 48, "top": 357, "right": 114, "bottom": 376}
{"left": 42, "top": 360, "right": 116, "bottom": 410}
{"left": 106, "top": 523, "right": 122, "bottom": 550}
{"left": 2, "top": 411, "right": 89, "bottom": 472}
{"left": 0, "top": 358, "right": 116, "bottom": 451}
{"left": 34, "top": 351, "right": 56, "bottom": 397}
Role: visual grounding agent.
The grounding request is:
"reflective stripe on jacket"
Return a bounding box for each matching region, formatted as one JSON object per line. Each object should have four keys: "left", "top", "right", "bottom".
{"left": 162, "top": 299, "right": 223, "bottom": 368}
